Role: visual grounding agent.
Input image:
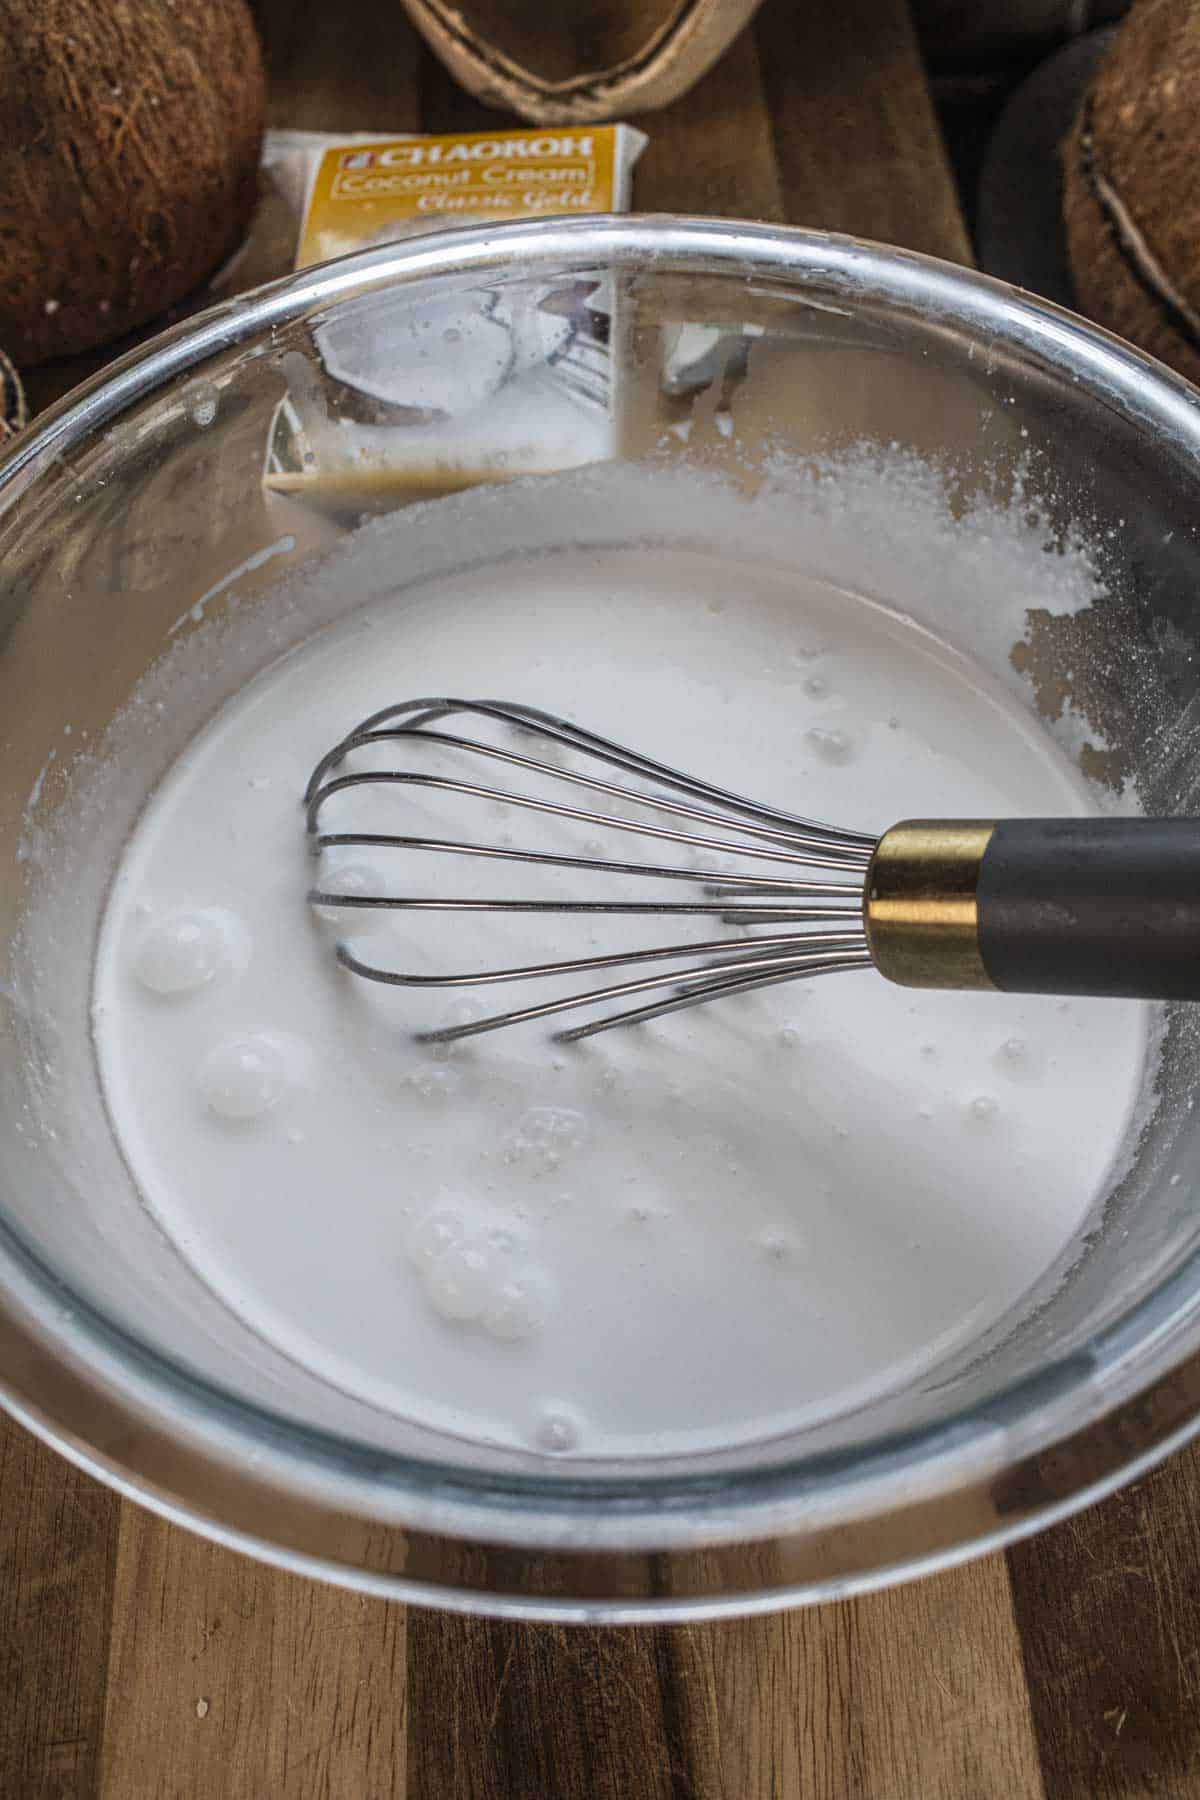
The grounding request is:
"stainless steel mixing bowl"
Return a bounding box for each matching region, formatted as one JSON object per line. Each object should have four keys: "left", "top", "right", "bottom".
{"left": 3, "top": 217, "right": 1200, "bottom": 1622}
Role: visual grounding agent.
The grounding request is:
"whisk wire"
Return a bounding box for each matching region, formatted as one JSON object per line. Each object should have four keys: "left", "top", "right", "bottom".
{"left": 307, "top": 746, "right": 872, "bottom": 872}
{"left": 305, "top": 698, "right": 878, "bottom": 1041}
{"left": 553, "top": 952, "right": 874, "bottom": 1043}
{"left": 306, "top": 698, "right": 874, "bottom": 849}
{"left": 408, "top": 939, "right": 871, "bottom": 1043}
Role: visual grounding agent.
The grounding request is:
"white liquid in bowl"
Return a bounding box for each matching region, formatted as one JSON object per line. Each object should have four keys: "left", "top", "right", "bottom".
{"left": 91, "top": 546, "right": 1149, "bottom": 1459}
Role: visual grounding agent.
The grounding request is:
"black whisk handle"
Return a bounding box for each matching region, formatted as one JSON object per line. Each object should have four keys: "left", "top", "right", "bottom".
{"left": 866, "top": 817, "right": 1200, "bottom": 1001}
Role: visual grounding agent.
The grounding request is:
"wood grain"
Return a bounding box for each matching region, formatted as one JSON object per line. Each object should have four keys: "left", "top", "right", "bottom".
{"left": 406, "top": 15, "right": 1020, "bottom": 1796}
{"left": 421, "top": 12, "right": 785, "bottom": 222}
{"left": 0, "top": 1422, "right": 119, "bottom": 1799}
{"left": 700, "top": 1556, "right": 1044, "bottom": 1799}
{"left": 633, "top": 24, "right": 784, "bottom": 221}
{"left": 755, "top": 0, "right": 973, "bottom": 262}
{"left": 407, "top": 1620, "right": 711, "bottom": 1800}
{"left": 7, "top": 2, "right": 1200, "bottom": 1797}
{"left": 1008, "top": 1439, "right": 1200, "bottom": 1799}
{"left": 254, "top": 0, "right": 423, "bottom": 133}
{"left": 99, "top": 1505, "right": 406, "bottom": 1799}
{"left": 406, "top": 1558, "right": 1044, "bottom": 1800}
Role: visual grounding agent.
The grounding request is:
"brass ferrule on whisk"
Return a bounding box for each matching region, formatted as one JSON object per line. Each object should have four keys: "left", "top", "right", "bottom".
{"left": 863, "top": 820, "right": 998, "bottom": 990}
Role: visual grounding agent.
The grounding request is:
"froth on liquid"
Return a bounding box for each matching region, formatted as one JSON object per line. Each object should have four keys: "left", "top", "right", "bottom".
{"left": 92, "top": 546, "right": 1149, "bottom": 1459}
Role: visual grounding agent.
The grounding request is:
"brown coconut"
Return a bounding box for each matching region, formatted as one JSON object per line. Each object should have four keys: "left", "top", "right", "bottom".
{"left": 0, "top": 348, "right": 26, "bottom": 441}
{"left": 1063, "top": 0, "right": 1200, "bottom": 387}
{"left": 0, "top": 0, "right": 266, "bottom": 366}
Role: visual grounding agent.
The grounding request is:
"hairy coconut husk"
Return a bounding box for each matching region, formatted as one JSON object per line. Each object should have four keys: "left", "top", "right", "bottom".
{"left": 1063, "top": 0, "right": 1200, "bottom": 386}
{"left": 0, "top": 349, "right": 27, "bottom": 441}
{"left": 0, "top": 0, "right": 266, "bottom": 365}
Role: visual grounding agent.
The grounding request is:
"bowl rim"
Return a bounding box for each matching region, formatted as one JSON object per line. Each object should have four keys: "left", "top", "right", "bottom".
{"left": 4, "top": 212, "right": 1200, "bottom": 1616}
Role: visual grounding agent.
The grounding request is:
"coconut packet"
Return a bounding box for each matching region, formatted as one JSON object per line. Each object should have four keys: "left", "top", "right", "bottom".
{"left": 293, "top": 126, "right": 644, "bottom": 265}
{"left": 245, "top": 124, "right": 645, "bottom": 510}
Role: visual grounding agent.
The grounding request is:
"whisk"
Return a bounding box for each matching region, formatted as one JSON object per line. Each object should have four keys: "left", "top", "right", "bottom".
{"left": 304, "top": 697, "right": 1200, "bottom": 1045}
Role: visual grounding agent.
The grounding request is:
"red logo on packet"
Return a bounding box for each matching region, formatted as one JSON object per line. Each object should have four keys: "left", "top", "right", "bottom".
{"left": 339, "top": 150, "right": 376, "bottom": 170}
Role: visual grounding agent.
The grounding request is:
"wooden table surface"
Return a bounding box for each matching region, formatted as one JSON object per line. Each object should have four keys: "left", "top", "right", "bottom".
{"left": 5, "top": 3, "right": 1200, "bottom": 1795}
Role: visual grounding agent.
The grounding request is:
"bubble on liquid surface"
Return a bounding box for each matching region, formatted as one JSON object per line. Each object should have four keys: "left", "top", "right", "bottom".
{"left": 806, "top": 726, "right": 856, "bottom": 766}
{"left": 966, "top": 1093, "right": 998, "bottom": 1124}
{"left": 407, "top": 1064, "right": 463, "bottom": 1103}
{"left": 997, "top": 1036, "right": 1037, "bottom": 1079}
{"left": 778, "top": 1023, "right": 803, "bottom": 1050}
{"left": 803, "top": 673, "right": 828, "bottom": 697}
{"left": 483, "top": 1273, "right": 549, "bottom": 1343}
{"left": 406, "top": 1206, "right": 552, "bottom": 1341}
{"left": 408, "top": 1206, "right": 468, "bottom": 1267}
{"left": 200, "top": 1035, "right": 291, "bottom": 1122}
{"left": 533, "top": 1404, "right": 583, "bottom": 1454}
{"left": 424, "top": 1241, "right": 495, "bottom": 1322}
{"left": 185, "top": 379, "right": 219, "bottom": 428}
{"left": 134, "top": 909, "right": 236, "bottom": 997}
{"left": 311, "top": 862, "right": 386, "bottom": 927}
{"left": 757, "top": 1227, "right": 803, "bottom": 1264}
{"left": 505, "top": 1105, "right": 591, "bottom": 1174}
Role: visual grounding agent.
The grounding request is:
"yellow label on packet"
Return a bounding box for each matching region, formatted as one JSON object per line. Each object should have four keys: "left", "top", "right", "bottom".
{"left": 297, "top": 127, "right": 623, "bottom": 270}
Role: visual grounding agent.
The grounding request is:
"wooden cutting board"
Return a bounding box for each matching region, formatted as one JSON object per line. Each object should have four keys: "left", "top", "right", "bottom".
{"left": 5, "top": 2, "right": 1200, "bottom": 1794}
